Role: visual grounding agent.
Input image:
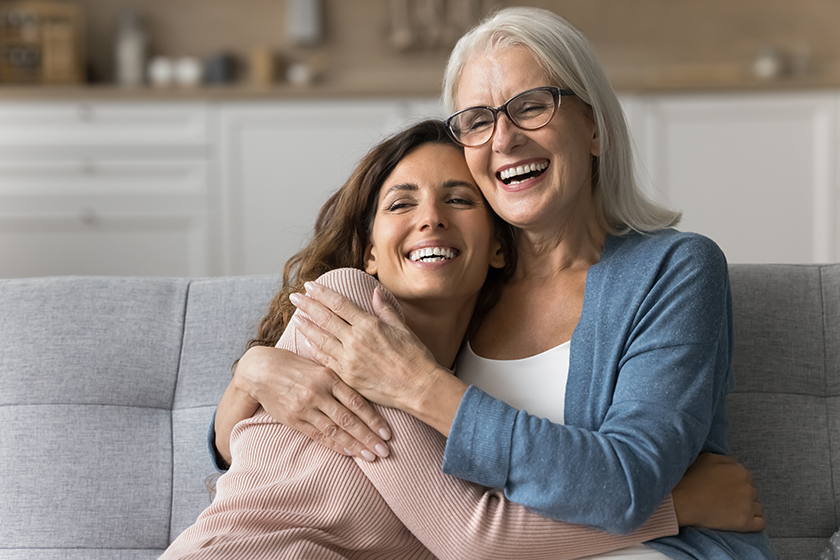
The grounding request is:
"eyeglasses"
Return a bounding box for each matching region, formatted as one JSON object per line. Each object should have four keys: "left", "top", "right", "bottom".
{"left": 444, "top": 86, "right": 575, "bottom": 148}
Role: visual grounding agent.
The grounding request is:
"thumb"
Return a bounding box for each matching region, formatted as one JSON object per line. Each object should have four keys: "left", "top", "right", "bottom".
{"left": 372, "top": 286, "right": 404, "bottom": 327}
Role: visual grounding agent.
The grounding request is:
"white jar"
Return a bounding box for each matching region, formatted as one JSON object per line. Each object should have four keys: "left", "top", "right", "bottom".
{"left": 147, "top": 57, "right": 174, "bottom": 87}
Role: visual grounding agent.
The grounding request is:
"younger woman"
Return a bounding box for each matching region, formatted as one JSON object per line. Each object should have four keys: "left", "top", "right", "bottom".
{"left": 164, "top": 120, "right": 758, "bottom": 560}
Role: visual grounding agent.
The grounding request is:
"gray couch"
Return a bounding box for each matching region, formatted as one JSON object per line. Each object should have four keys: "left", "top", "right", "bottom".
{"left": 0, "top": 265, "right": 837, "bottom": 559}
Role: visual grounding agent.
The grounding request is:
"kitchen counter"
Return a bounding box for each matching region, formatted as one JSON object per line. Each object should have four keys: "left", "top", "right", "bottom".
{"left": 3, "top": 62, "right": 840, "bottom": 101}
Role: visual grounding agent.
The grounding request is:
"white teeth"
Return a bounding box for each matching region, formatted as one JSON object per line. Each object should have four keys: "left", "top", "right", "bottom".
{"left": 408, "top": 247, "right": 457, "bottom": 262}
{"left": 499, "top": 161, "right": 549, "bottom": 181}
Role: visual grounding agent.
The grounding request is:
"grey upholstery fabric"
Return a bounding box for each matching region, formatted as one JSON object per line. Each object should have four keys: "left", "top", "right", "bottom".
{"left": 728, "top": 264, "right": 840, "bottom": 557}
{"left": 0, "top": 267, "right": 837, "bottom": 559}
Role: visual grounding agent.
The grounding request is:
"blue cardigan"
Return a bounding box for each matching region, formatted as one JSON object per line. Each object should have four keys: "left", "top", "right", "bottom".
{"left": 442, "top": 230, "right": 774, "bottom": 559}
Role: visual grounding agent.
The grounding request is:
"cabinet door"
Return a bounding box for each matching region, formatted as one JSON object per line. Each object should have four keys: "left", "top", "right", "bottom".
{"left": 0, "top": 200, "right": 208, "bottom": 278}
{"left": 0, "top": 101, "right": 212, "bottom": 278}
{"left": 217, "top": 100, "right": 425, "bottom": 276}
{"left": 631, "top": 93, "right": 838, "bottom": 264}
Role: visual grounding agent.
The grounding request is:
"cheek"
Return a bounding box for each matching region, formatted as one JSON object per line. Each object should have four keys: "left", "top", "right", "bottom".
{"left": 465, "top": 148, "right": 492, "bottom": 183}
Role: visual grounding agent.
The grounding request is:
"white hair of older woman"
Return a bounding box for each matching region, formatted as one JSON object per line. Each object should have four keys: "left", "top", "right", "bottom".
{"left": 442, "top": 7, "right": 681, "bottom": 235}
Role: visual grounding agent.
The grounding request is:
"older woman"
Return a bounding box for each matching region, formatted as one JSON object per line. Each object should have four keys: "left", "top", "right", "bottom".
{"left": 213, "top": 8, "right": 772, "bottom": 560}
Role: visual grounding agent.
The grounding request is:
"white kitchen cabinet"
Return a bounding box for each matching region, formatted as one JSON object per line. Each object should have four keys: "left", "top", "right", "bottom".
{"left": 0, "top": 102, "right": 211, "bottom": 278}
{"left": 622, "top": 92, "right": 839, "bottom": 264}
{"left": 214, "top": 98, "right": 442, "bottom": 276}
{"left": 1, "top": 92, "right": 836, "bottom": 279}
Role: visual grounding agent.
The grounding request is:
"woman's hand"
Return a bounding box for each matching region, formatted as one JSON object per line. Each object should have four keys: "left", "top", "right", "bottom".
{"left": 215, "top": 345, "right": 393, "bottom": 465}
{"left": 672, "top": 453, "right": 766, "bottom": 532}
{"left": 289, "top": 282, "right": 467, "bottom": 436}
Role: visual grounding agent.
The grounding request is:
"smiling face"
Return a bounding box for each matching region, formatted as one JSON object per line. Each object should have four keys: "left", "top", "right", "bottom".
{"left": 455, "top": 46, "right": 601, "bottom": 236}
{"left": 364, "top": 142, "right": 505, "bottom": 311}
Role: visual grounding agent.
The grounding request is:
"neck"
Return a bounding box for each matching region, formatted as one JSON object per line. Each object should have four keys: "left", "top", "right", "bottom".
{"left": 400, "top": 295, "right": 478, "bottom": 369}
{"left": 516, "top": 213, "right": 607, "bottom": 280}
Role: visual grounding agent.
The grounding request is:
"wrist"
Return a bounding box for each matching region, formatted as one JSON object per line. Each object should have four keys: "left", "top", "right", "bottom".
{"left": 671, "top": 486, "right": 696, "bottom": 527}
{"left": 232, "top": 348, "right": 267, "bottom": 405}
{"left": 409, "top": 366, "right": 467, "bottom": 436}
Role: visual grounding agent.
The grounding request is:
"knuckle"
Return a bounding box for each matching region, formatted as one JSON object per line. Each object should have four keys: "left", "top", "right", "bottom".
{"left": 287, "top": 398, "right": 306, "bottom": 415}
{"left": 336, "top": 411, "right": 356, "bottom": 430}
{"left": 322, "top": 423, "right": 340, "bottom": 439}
{"left": 332, "top": 296, "right": 349, "bottom": 315}
{"left": 346, "top": 393, "right": 367, "bottom": 413}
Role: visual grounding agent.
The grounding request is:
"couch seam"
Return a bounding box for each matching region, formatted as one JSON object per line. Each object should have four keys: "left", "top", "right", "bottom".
{"left": 820, "top": 265, "right": 838, "bottom": 528}
{"left": 167, "top": 278, "right": 192, "bottom": 546}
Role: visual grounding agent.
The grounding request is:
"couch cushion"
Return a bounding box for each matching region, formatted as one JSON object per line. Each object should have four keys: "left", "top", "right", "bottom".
{"left": 0, "top": 276, "right": 188, "bottom": 554}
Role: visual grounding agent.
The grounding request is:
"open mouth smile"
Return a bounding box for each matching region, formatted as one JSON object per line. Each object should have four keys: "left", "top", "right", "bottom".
{"left": 407, "top": 247, "right": 459, "bottom": 263}
{"left": 498, "top": 161, "right": 549, "bottom": 185}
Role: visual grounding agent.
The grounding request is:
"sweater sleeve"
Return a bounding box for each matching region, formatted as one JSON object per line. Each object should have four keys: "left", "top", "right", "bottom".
{"left": 356, "top": 405, "right": 678, "bottom": 560}
{"left": 443, "top": 233, "right": 733, "bottom": 534}
{"left": 301, "top": 268, "right": 678, "bottom": 559}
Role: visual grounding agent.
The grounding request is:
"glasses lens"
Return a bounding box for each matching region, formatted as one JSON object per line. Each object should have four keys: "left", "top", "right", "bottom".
{"left": 508, "top": 89, "right": 557, "bottom": 130}
{"left": 450, "top": 108, "right": 495, "bottom": 147}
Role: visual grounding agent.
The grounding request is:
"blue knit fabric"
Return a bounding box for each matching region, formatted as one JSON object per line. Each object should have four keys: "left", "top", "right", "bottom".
{"left": 442, "top": 230, "right": 774, "bottom": 559}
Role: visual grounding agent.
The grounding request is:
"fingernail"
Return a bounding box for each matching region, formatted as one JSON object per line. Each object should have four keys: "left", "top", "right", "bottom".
{"left": 360, "top": 450, "right": 376, "bottom": 462}
{"left": 289, "top": 292, "right": 302, "bottom": 305}
{"left": 304, "top": 281, "right": 319, "bottom": 293}
{"left": 343, "top": 448, "right": 352, "bottom": 456}
{"left": 375, "top": 443, "right": 390, "bottom": 458}
{"left": 379, "top": 428, "right": 391, "bottom": 440}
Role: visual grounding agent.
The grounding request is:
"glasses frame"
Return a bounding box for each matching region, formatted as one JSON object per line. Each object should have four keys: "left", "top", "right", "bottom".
{"left": 444, "top": 86, "right": 576, "bottom": 148}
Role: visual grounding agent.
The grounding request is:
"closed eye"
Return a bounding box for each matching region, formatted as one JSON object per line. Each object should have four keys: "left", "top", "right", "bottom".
{"left": 447, "top": 196, "right": 476, "bottom": 206}
{"left": 385, "top": 199, "right": 415, "bottom": 212}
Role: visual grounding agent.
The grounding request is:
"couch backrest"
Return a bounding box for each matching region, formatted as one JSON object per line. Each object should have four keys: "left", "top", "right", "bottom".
{"left": 0, "top": 275, "right": 279, "bottom": 560}
{"left": 728, "top": 264, "right": 840, "bottom": 559}
{"left": 0, "top": 266, "right": 837, "bottom": 559}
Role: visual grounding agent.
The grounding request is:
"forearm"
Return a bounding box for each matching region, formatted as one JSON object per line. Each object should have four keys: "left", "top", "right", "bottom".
{"left": 443, "top": 356, "right": 720, "bottom": 533}
{"left": 214, "top": 374, "right": 261, "bottom": 468}
{"left": 356, "top": 405, "right": 677, "bottom": 560}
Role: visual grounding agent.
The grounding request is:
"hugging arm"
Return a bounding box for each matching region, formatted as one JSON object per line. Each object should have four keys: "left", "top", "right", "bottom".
{"left": 212, "top": 339, "right": 392, "bottom": 470}
{"left": 282, "top": 268, "right": 679, "bottom": 559}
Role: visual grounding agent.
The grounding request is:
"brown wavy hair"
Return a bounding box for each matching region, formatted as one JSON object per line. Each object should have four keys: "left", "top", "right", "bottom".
{"left": 238, "top": 119, "right": 516, "bottom": 367}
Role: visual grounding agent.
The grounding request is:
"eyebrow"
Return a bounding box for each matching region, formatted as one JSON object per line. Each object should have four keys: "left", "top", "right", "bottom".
{"left": 382, "top": 179, "right": 475, "bottom": 197}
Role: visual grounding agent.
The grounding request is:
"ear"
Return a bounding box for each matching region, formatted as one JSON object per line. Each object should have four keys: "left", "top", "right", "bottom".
{"left": 488, "top": 236, "right": 506, "bottom": 270}
{"left": 364, "top": 242, "right": 378, "bottom": 275}
{"left": 581, "top": 103, "right": 600, "bottom": 157}
{"left": 589, "top": 121, "right": 600, "bottom": 157}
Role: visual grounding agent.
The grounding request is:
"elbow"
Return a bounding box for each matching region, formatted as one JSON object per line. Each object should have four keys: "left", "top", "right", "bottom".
{"left": 591, "top": 492, "right": 658, "bottom": 534}
{"left": 600, "top": 512, "right": 648, "bottom": 535}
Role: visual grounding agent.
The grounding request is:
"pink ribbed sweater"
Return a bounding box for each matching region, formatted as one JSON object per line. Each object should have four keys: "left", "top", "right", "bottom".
{"left": 161, "top": 268, "right": 678, "bottom": 560}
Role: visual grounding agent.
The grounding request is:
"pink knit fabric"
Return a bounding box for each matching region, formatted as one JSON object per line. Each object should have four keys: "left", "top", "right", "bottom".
{"left": 161, "top": 268, "right": 678, "bottom": 560}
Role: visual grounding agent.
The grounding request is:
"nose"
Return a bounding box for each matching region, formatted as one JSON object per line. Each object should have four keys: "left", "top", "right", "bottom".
{"left": 491, "top": 112, "right": 524, "bottom": 153}
{"left": 418, "top": 199, "right": 448, "bottom": 231}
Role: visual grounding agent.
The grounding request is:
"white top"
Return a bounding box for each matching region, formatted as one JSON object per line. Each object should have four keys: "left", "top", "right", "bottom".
{"left": 457, "top": 341, "right": 570, "bottom": 424}
{"left": 455, "top": 341, "right": 670, "bottom": 560}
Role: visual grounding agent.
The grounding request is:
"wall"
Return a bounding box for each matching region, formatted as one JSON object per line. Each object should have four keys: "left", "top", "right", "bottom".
{"left": 73, "top": 0, "right": 840, "bottom": 93}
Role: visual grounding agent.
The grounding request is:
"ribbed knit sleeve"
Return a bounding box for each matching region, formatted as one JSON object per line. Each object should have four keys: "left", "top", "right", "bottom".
{"left": 357, "top": 405, "right": 678, "bottom": 560}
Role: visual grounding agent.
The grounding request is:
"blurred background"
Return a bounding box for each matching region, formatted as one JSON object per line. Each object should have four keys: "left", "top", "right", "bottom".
{"left": 0, "top": 0, "right": 838, "bottom": 277}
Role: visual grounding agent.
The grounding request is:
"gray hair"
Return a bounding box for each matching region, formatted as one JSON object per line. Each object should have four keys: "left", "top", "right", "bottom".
{"left": 442, "top": 7, "right": 680, "bottom": 234}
